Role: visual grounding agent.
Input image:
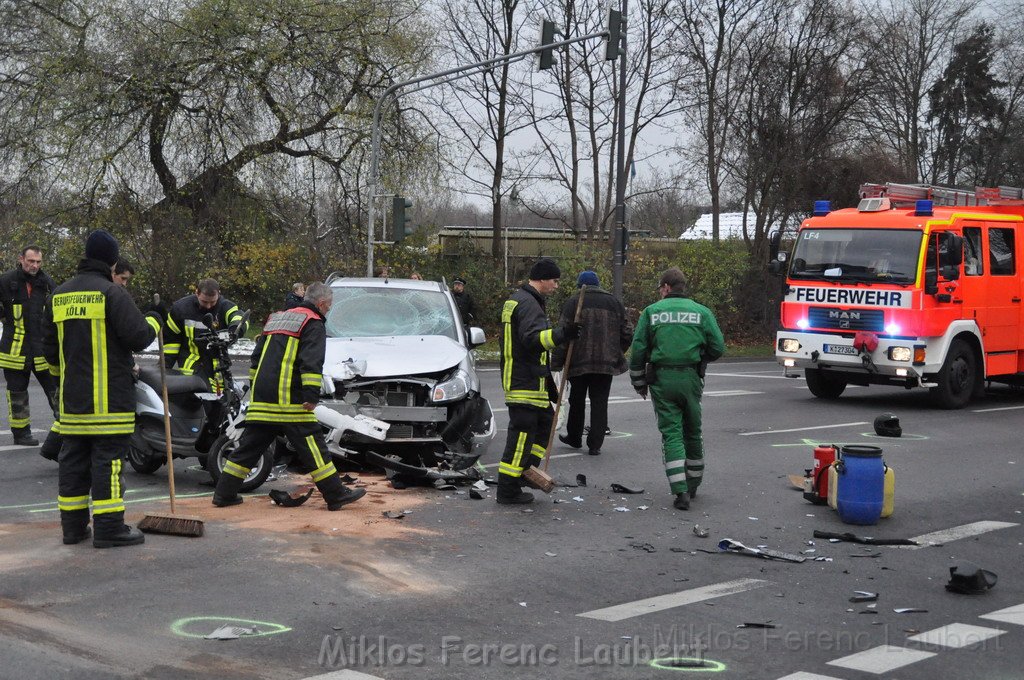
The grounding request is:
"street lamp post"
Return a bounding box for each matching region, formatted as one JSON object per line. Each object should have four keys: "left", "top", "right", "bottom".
{"left": 611, "top": 0, "right": 628, "bottom": 301}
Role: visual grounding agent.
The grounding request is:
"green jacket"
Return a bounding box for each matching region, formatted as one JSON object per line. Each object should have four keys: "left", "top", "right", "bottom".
{"left": 628, "top": 293, "right": 725, "bottom": 387}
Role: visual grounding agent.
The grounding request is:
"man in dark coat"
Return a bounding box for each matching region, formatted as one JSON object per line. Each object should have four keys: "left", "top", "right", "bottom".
{"left": 551, "top": 270, "right": 633, "bottom": 455}
{"left": 0, "top": 245, "right": 57, "bottom": 445}
{"left": 451, "top": 277, "right": 477, "bottom": 326}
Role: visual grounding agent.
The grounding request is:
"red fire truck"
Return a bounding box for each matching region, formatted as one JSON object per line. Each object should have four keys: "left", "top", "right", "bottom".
{"left": 774, "top": 183, "right": 1024, "bottom": 408}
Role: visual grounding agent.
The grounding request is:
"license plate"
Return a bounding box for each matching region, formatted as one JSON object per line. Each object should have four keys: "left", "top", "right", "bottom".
{"left": 823, "top": 344, "right": 858, "bottom": 356}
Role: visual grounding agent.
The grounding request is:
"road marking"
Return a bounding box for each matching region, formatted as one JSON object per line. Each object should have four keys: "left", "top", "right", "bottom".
{"left": 577, "top": 578, "right": 767, "bottom": 622}
{"left": 710, "top": 372, "right": 793, "bottom": 380}
{"left": 980, "top": 602, "right": 1024, "bottom": 627}
{"left": 904, "top": 521, "right": 1018, "bottom": 549}
{"left": 972, "top": 405, "right": 1024, "bottom": 413}
{"left": 479, "top": 452, "right": 583, "bottom": 469}
{"left": 740, "top": 422, "right": 868, "bottom": 436}
{"left": 301, "top": 671, "right": 387, "bottom": 680}
{"left": 491, "top": 391, "right": 760, "bottom": 413}
{"left": 777, "top": 673, "right": 846, "bottom": 680}
{"left": 907, "top": 623, "right": 1006, "bottom": 648}
{"left": 0, "top": 444, "right": 35, "bottom": 452}
{"left": 826, "top": 645, "right": 936, "bottom": 674}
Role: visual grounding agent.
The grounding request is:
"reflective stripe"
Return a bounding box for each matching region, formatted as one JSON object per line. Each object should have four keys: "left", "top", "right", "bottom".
{"left": 225, "top": 305, "right": 241, "bottom": 323}
{"left": 530, "top": 444, "right": 545, "bottom": 460}
{"left": 51, "top": 420, "right": 61, "bottom": 434}
{"left": 311, "top": 462, "right": 338, "bottom": 482}
{"left": 92, "top": 497, "right": 125, "bottom": 515}
{"left": 60, "top": 412, "right": 134, "bottom": 423}
{"left": 58, "top": 494, "right": 90, "bottom": 511}
{"left": 306, "top": 435, "right": 324, "bottom": 469}
{"left": 145, "top": 315, "right": 161, "bottom": 334}
{"left": 498, "top": 462, "right": 523, "bottom": 477}
{"left": 92, "top": 318, "right": 108, "bottom": 413}
{"left": 509, "top": 432, "right": 528, "bottom": 471}
{"left": 109, "top": 458, "right": 121, "bottom": 499}
{"left": 47, "top": 362, "right": 60, "bottom": 377}
{"left": 248, "top": 402, "right": 309, "bottom": 413}
{"left": 501, "top": 300, "right": 517, "bottom": 390}
{"left": 10, "top": 304, "right": 24, "bottom": 358}
{"left": 667, "top": 472, "right": 688, "bottom": 483}
{"left": 539, "top": 328, "right": 556, "bottom": 350}
{"left": 278, "top": 336, "right": 298, "bottom": 404}
{"left": 166, "top": 316, "right": 181, "bottom": 334}
{"left": 0, "top": 353, "right": 26, "bottom": 369}
{"left": 686, "top": 470, "right": 704, "bottom": 479}
{"left": 32, "top": 356, "right": 48, "bottom": 371}
{"left": 665, "top": 460, "right": 686, "bottom": 471}
{"left": 223, "top": 460, "right": 250, "bottom": 479}
{"left": 301, "top": 372, "right": 322, "bottom": 387}
{"left": 163, "top": 343, "right": 181, "bottom": 356}
{"left": 685, "top": 460, "right": 704, "bottom": 468}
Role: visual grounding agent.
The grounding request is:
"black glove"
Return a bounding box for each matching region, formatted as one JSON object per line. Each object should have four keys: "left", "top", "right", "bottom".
{"left": 635, "top": 384, "right": 648, "bottom": 400}
{"left": 561, "top": 322, "right": 582, "bottom": 341}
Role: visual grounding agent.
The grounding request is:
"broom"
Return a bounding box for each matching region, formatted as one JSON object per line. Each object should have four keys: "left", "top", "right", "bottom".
{"left": 523, "top": 286, "right": 588, "bottom": 493}
{"left": 138, "top": 307, "right": 205, "bottom": 537}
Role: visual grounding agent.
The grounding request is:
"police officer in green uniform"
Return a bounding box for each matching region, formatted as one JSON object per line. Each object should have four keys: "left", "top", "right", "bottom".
{"left": 42, "top": 230, "right": 161, "bottom": 547}
{"left": 211, "top": 282, "right": 364, "bottom": 510}
{"left": 629, "top": 268, "right": 724, "bottom": 510}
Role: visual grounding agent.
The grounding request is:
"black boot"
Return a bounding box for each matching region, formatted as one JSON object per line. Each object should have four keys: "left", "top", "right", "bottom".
{"left": 39, "top": 429, "right": 62, "bottom": 461}
{"left": 558, "top": 434, "right": 582, "bottom": 449}
{"left": 61, "top": 511, "right": 91, "bottom": 545}
{"left": 326, "top": 486, "right": 367, "bottom": 510}
{"left": 496, "top": 476, "right": 534, "bottom": 505}
{"left": 93, "top": 524, "right": 145, "bottom": 549}
{"left": 673, "top": 493, "right": 690, "bottom": 510}
{"left": 212, "top": 472, "right": 245, "bottom": 507}
{"left": 13, "top": 427, "right": 39, "bottom": 447}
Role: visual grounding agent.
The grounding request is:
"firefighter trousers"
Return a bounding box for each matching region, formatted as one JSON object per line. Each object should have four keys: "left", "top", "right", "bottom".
{"left": 57, "top": 435, "right": 130, "bottom": 538}
{"left": 4, "top": 366, "right": 57, "bottom": 434}
{"left": 498, "top": 404, "right": 552, "bottom": 491}
{"left": 215, "top": 422, "right": 346, "bottom": 502}
{"left": 649, "top": 366, "right": 705, "bottom": 496}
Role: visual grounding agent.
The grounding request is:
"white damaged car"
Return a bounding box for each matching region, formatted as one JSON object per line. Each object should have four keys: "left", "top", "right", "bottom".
{"left": 316, "top": 277, "right": 495, "bottom": 478}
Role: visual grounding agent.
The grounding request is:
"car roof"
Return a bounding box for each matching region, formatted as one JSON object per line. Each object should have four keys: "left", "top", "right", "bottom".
{"left": 329, "top": 277, "right": 447, "bottom": 292}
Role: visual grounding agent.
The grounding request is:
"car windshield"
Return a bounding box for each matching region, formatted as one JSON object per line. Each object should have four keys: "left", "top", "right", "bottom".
{"left": 789, "top": 228, "right": 922, "bottom": 284}
{"left": 326, "top": 286, "right": 459, "bottom": 340}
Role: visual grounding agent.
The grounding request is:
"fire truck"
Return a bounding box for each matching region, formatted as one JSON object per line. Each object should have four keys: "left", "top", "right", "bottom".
{"left": 773, "top": 183, "right": 1024, "bottom": 408}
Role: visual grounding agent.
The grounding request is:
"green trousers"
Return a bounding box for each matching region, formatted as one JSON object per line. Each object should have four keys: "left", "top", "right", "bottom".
{"left": 650, "top": 366, "right": 705, "bottom": 495}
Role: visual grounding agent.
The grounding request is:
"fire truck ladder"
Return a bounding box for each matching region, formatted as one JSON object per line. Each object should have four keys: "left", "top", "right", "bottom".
{"left": 859, "top": 183, "right": 1024, "bottom": 207}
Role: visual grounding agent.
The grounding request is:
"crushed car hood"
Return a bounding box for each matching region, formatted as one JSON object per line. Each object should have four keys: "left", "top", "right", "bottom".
{"left": 325, "top": 335, "right": 467, "bottom": 379}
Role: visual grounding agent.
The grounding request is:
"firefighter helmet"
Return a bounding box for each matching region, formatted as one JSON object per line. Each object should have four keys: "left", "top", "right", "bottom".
{"left": 873, "top": 413, "right": 902, "bottom": 437}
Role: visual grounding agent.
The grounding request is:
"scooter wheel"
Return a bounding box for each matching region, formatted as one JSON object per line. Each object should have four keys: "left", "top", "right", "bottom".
{"left": 127, "top": 432, "right": 163, "bottom": 475}
{"left": 207, "top": 432, "right": 274, "bottom": 492}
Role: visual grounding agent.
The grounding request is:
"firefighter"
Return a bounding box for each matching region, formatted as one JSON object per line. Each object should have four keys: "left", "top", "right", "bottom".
{"left": 211, "top": 282, "right": 364, "bottom": 510}
{"left": 628, "top": 268, "right": 724, "bottom": 510}
{"left": 496, "top": 258, "right": 580, "bottom": 504}
{"left": 0, "top": 245, "right": 58, "bottom": 446}
{"left": 163, "top": 278, "right": 243, "bottom": 384}
{"left": 41, "top": 230, "right": 161, "bottom": 547}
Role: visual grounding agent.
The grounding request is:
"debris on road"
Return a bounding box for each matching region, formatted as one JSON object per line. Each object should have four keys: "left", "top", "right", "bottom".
{"left": 572, "top": 496, "right": 585, "bottom": 502}
{"left": 737, "top": 622, "right": 777, "bottom": 629}
{"left": 718, "top": 538, "right": 806, "bottom": 563}
{"left": 849, "top": 591, "right": 878, "bottom": 603}
{"left": 693, "top": 525, "right": 709, "bottom": 538}
{"left": 813, "top": 529, "right": 918, "bottom": 546}
{"left": 894, "top": 608, "right": 928, "bottom": 614}
{"left": 268, "top": 487, "right": 315, "bottom": 507}
{"left": 946, "top": 561, "right": 998, "bottom": 594}
{"left": 577, "top": 474, "right": 587, "bottom": 487}
{"left": 630, "top": 542, "right": 657, "bottom": 553}
{"left": 205, "top": 625, "right": 256, "bottom": 640}
{"left": 382, "top": 510, "right": 410, "bottom": 519}
{"left": 469, "top": 489, "right": 484, "bottom": 500}
{"left": 610, "top": 483, "right": 644, "bottom": 494}
{"left": 614, "top": 507, "right": 630, "bottom": 512}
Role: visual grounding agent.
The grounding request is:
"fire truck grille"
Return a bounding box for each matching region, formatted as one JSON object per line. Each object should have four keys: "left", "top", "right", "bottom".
{"left": 808, "top": 307, "right": 884, "bottom": 332}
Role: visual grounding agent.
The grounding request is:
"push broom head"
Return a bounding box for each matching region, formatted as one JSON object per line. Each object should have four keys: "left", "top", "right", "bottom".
{"left": 138, "top": 512, "right": 205, "bottom": 537}
{"left": 522, "top": 466, "right": 555, "bottom": 493}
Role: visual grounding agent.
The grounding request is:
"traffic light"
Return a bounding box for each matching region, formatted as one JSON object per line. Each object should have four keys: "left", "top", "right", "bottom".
{"left": 605, "top": 9, "right": 622, "bottom": 61}
{"left": 392, "top": 196, "right": 413, "bottom": 243}
{"left": 539, "top": 20, "right": 556, "bottom": 71}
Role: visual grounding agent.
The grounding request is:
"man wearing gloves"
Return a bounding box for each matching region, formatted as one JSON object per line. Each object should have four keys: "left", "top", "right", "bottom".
{"left": 496, "top": 258, "right": 580, "bottom": 504}
{"left": 629, "top": 268, "right": 724, "bottom": 510}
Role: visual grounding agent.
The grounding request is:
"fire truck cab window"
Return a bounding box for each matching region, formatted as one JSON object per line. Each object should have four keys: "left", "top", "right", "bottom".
{"left": 988, "top": 227, "right": 1015, "bottom": 276}
{"left": 963, "top": 227, "right": 983, "bottom": 276}
{"left": 789, "top": 228, "right": 920, "bottom": 283}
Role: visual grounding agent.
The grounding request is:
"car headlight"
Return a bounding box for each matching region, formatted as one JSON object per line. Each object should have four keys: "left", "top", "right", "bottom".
{"left": 779, "top": 338, "right": 801, "bottom": 353}
{"left": 888, "top": 346, "right": 912, "bottom": 362}
{"left": 433, "top": 369, "right": 470, "bottom": 403}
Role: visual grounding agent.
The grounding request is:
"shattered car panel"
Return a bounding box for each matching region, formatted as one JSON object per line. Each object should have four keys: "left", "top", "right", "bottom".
{"left": 318, "top": 278, "right": 495, "bottom": 474}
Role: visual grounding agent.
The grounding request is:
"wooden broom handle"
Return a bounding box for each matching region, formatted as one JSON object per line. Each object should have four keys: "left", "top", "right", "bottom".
{"left": 156, "top": 322, "right": 177, "bottom": 514}
{"left": 543, "top": 286, "right": 588, "bottom": 471}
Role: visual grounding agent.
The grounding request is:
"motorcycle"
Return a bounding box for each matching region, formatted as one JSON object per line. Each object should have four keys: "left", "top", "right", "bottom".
{"left": 127, "top": 311, "right": 275, "bottom": 493}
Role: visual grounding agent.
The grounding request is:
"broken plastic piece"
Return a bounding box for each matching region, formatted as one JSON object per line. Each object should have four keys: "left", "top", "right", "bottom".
{"left": 205, "top": 625, "right": 255, "bottom": 640}
{"left": 849, "top": 591, "right": 878, "bottom": 603}
{"left": 572, "top": 496, "right": 585, "bottom": 502}
{"left": 813, "top": 529, "right": 918, "bottom": 546}
{"left": 614, "top": 506, "right": 630, "bottom": 512}
{"left": 576, "top": 474, "right": 587, "bottom": 487}
{"left": 894, "top": 608, "right": 928, "bottom": 613}
{"left": 945, "top": 561, "right": 997, "bottom": 594}
{"left": 268, "top": 487, "right": 315, "bottom": 507}
{"left": 737, "top": 622, "right": 777, "bottom": 629}
{"left": 340, "top": 474, "right": 359, "bottom": 484}
{"left": 718, "top": 538, "right": 806, "bottom": 563}
{"left": 469, "top": 489, "right": 484, "bottom": 500}
{"left": 693, "top": 525, "right": 709, "bottom": 538}
{"left": 610, "top": 483, "right": 644, "bottom": 494}
{"left": 382, "top": 510, "right": 408, "bottom": 519}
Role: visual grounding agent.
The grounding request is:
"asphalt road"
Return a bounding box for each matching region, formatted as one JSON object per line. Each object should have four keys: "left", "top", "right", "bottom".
{"left": 1, "top": 360, "right": 1022, "bottom": 680}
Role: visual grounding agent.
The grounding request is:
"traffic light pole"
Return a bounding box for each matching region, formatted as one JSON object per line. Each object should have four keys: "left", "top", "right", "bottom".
{"left": 611, "top": 0, "right": 628, "bottom": 301}
{"left": 366, "top": 28, "right": 610, "bottom": 277}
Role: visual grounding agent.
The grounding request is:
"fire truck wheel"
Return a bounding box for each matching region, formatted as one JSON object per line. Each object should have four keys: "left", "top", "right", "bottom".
{"left": 930, "top": 339, "right": 977, "bottom": 409}
{"left": 805, "top": 368, "right": 846, "bottom": 399}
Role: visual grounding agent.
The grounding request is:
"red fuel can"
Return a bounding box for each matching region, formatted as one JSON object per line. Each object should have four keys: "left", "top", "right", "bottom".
{"left": 803, "top": 444, "right": 836, "bottom": 505}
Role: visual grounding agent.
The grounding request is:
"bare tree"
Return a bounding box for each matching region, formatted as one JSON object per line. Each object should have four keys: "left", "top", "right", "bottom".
{"left": 670, "top": 0, "right": 781, "bottom": 243}
{"left": 860, "top": 0, "right": 975, "bottom": 182}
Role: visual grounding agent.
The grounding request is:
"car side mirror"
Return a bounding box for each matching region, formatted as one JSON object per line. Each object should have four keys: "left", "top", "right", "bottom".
{"left": 468, "top": 327, "right": 486, "bottom": 347}
{"left": 942, "top": 234, "right": 964, "bottom": 267}
{"left": 940, "top": 264, "right": 960, "bottom": 281}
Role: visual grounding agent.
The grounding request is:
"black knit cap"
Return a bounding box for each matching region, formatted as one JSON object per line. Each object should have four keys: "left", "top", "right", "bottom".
{"left": 529, "top": 258, "right": 561, "bottom": 281}
{"left": 85, "top": 229, "right": 120, "bottom": 266}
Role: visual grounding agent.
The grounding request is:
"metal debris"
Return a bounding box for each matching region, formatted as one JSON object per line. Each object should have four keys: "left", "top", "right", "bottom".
{"left": 382, "top": 510, "right": 409, "bottom": 519}
{"left": 718, "top": 538, "right": 806, "bottom": 563}
{"left": 850, "top": 591, "right": 878, "bottom": 603}
{"left": 205, "top": 625, "right": 255, "bottom": 640}
{"left": 614, "top": 507, "right": 630, "bottom": 512}
{"left": 630, "top": 542, "right": 657, "bottom": 553}
{"left": 693, "top": 525, "right": 709, "bottom": 538}
{"left": 894, "top": 608, "right": 928, "bottom": 614}
{"left": 737, "top": 622, "right": 777, "bottom": 629}
{"left": 469, "top": 489, "right": 484, "bottom": 500}
{"left": 610, "top": 483, "right": 644, "bottom": 494}
{"left": 572, "top": 496, "right": 585, "bottom": 502}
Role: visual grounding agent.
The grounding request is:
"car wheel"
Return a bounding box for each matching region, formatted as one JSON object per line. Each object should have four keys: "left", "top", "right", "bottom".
{"left": 127, "top": 431, "right": 163, "bottom": 474}
{"left": 805, "top": 367, "right": 847, "bottom": 399}
{"left": 930, "top": 339, "right": 977, "bottom": 409}
{"left": 207, "top": 433, "right": 274, "bottom": 492}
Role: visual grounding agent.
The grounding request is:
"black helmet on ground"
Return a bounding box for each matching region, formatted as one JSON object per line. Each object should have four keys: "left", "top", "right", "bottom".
{"left": 873, "top": 413, "right": 902, "bottom": 437}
